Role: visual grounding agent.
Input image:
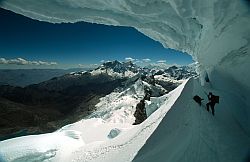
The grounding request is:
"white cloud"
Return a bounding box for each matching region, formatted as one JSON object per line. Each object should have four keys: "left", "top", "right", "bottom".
{"left": 8, "top": 58, "right": 29, "bottom": 65}
{"left": 0, "top": 58, "right": 8, "bottom": 64}
{"left": 157, "top": 60, "right": 166, "bottom": 63}
{"left": 142, "top": 58, "right": 151, "bottom": 62}
{"left": 0, "top": 57, "right": 58, "bottom": 66}
{"left": 49, "top": 62, "right": 57, "bottom": 65}
{"left": 100, "top": 60, "right": 105, "bottom": 63}
{"left": 125, "top": 57, "right": 135, "bottom": 62}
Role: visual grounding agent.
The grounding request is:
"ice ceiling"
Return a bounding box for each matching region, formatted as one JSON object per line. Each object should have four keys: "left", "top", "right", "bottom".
{"left": 1, "top": 0, "right": 250, "bottom": 98}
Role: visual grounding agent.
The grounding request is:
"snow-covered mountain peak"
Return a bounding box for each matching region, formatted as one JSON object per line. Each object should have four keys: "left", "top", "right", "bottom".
{"left": 101, "top": 60, "right": 122, "bottom": 69}
{"left": 68, "top": 61, "right": 197, "bottom": 89}
{"left": 90, "top": 60, "right": 140, "bottom": 78}
{"left": 87, "top": 75, "right": 166, "bottom": 125}
{"left": 101, "top": 60, "right": 138, "bottom": 72}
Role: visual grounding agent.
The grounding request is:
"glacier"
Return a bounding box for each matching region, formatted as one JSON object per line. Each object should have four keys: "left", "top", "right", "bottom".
{"left": 0, "top": 0, "right": 250, "bottom": 162}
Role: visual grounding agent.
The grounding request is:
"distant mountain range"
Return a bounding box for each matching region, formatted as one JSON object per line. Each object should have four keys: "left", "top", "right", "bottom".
{"left": 72, "top": 61, "right": 197, "bottom": 80}
{"left": 0, "top": 68, "right": 91, "bottom": 87}
{"left": 71, "top": 61, "right": 197, "bottom": 91}
{"left": 0, "top": 61, "right": 197, "bottom": 140}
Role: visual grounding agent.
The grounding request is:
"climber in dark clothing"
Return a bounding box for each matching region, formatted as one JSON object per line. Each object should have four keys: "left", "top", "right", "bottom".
{"left": 206, "top": 92, "right": 219, "bottom": 116}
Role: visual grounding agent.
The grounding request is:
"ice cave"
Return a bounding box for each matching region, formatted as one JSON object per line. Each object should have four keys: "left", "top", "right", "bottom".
{"left": 0, "top": 0, "right": 249, "bottom": 162}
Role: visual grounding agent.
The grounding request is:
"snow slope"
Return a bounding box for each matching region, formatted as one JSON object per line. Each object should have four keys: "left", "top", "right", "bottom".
{"left": 87, "top": 78, "right": 145, "bottom": 124}
{"left": 0, "top": 78, "right": 187, "bottom": 162}
{"left": 134, "top": 78, "right": 250, "bottom": 162}
{"left": 0, "top": 130, "right": 84, "bottom": 162}
{"left": 0, "top": 77, "right": 249, "bottom": 162}
{"left": 87, "top": 78, "right": 166, "bottom": 124}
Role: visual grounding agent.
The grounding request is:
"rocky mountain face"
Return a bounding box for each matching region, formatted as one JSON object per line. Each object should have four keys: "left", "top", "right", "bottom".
{"left": 150, "top": 64, "right": 197, "bottom": 92}
{"left": 0, "top": 72, "right": 126, "bottom": 140}
{"left": 0, "top": 61, "right": 196, "bottom": 140}
{"left": 159, "top": 65, "right": 197, "bottom": 80}
{"left": 98, "top": 60, "right": 140, "bottom": 74}
{"left": 89, "top": 60, "right": 143, "bottom": 78}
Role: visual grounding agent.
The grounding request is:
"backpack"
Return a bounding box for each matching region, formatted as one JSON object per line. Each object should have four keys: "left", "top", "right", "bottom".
{"left": 215, "top": 96, "right": 220, "bottom": 103}
{"left": 214, "top": 95, "right": 219, "bottom": 104}
{"left": 193, "top": 95, "right": 203, "bottom": 105}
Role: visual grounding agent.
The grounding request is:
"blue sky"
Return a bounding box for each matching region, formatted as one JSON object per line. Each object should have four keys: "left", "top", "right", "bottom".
{"left": 0, "top": 8, "right": 193, "bottom": 69}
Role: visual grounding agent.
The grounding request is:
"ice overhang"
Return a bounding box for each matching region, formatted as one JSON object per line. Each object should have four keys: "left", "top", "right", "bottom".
{"left": 1, "top": 0, "right": 250, "bottom": 94}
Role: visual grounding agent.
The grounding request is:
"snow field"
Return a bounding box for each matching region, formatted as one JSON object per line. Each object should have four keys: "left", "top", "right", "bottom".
{"left": 0, "top": 78, "right": 187, "bottom": 162}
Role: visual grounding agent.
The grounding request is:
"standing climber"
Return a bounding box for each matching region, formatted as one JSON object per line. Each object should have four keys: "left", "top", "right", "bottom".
{"left": 206, "top": 92, "right": 219, "bottom": 116}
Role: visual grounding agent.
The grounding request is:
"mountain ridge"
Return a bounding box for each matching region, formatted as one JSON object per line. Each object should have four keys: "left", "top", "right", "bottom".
{"left": 0, "top": 60, "right": 196, "bottom": 140}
